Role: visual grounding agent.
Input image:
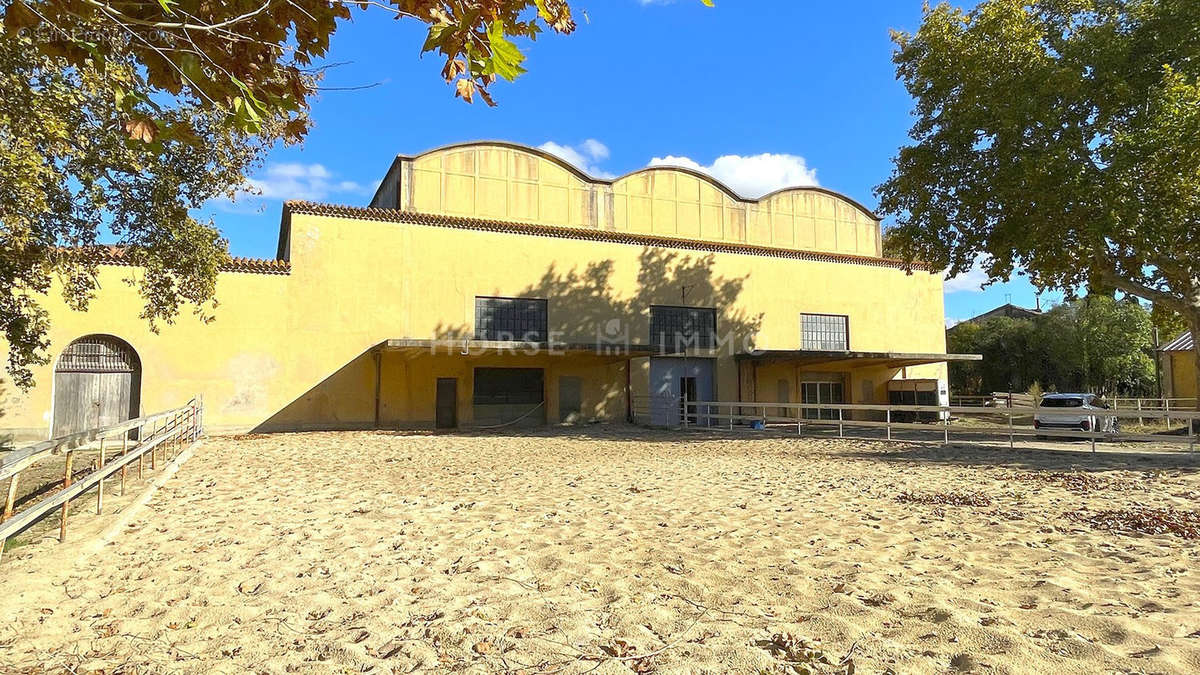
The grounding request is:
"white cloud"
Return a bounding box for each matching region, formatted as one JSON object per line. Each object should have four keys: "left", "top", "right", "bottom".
{"left": 646, "top": 153, "right": 819, "bottom": 199}
{"left": 244, "top": 163, "right": 369, "bottom": 202}
{"left": 943, "top": 260, "right": 990, "bottom": 294}
{"left": 945, "top": 317, "right": 966, "bottom": 328}
{"left": 538, "top": 139, "right": 615, "bottom": 178}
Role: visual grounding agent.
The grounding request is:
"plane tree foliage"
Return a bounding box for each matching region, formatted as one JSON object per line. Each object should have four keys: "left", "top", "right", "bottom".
{"left": 0, "top": 0, "right": 680, "bottom": 388}
{"left": 877, "top": 0, "right": 1200, "bottom": 406}
{"left": 947, "top": 297, "right": 1157, "bottom": 396}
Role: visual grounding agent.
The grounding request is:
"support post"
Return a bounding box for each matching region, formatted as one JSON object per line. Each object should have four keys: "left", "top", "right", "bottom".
{"left": 1008, "top": 410, "right": 1014, "bottom": 450}
{"left": 120, "top": 436, "right": 128, "bottom": 496}
{"left": 3, "top": 472, "right": 19, "bottom": 522}
{"left": 59, "top": 450, "right": 74, "bottom": 543}
{"left": 1166, "top": 399, "right": 1172, "bottom": 428}
{"left": 838, "top": 408, "right": 844, "bottom": 438}
{"left": 96, "top": 438, "right": 106, "bottom": 514}
{"left": 886, "top": 409, "right": 892, "bottom": 441}
{"left": 1189, "top": 418, "right": 1195, "bottom": 454}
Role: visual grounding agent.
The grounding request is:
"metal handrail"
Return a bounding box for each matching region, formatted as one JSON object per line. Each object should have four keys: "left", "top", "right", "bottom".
{"left": 676, "top": 399, "right": 1198, "bottom": 453}
{"left": 1, "top": 397, "right": 204, "bottom": 558}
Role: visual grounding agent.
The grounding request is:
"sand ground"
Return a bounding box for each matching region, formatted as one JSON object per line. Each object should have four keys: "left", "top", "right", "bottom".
{"left": 1, "top": 428, "right": 1199, "bottom": 674}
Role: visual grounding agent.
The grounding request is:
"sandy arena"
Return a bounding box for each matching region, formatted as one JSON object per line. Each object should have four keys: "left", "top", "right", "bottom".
{"left": 2, "top": 428, "right": 1199, "bottom": 673}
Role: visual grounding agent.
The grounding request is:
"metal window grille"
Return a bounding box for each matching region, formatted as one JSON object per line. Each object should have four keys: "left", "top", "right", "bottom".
{"left": 801, "top": 381, "right": 844, "bottom": 420}
{"left": 801, "top": 314, "right": 849, "bottom": 351}
{"left": 56, "top": 336, "right": 138, "bottom": 373}
{"left": 475, "top": 297, "right": 548, "bottom": 342}
{"left": 650, "top": 306, "right": 716, "bottom": 351}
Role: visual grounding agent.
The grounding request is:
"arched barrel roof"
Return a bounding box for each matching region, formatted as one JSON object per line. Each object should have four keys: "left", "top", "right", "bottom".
{"left": 368, "top": 141, "right": 883, "bottom": 258}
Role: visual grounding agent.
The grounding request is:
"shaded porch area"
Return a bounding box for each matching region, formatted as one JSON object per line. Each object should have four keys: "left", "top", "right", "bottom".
{"left": 736, "top": 350, "right": 981, "bottom": 421}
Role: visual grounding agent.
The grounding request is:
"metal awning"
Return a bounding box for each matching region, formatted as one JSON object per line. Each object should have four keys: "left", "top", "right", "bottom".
{"left": 734, "top": 349, "right": 982, "bottom": 369}
{"left": 377, "top": 338, "right": 656, "bottom": 361}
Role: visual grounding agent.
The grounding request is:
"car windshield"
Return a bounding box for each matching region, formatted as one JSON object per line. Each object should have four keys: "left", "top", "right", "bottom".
{"left": 1041, "top": 398, "right": 1085, "bottom": 408}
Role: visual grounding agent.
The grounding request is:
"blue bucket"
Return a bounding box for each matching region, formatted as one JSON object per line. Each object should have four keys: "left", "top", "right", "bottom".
{"left": 750, "top": 420, "right": 765, "bottom": 430}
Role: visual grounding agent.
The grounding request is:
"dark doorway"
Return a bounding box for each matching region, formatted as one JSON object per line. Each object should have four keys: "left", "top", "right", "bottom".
{"left": 52, "top": 335, "right": 141, "bottom": 437}
{"left": 558, "top": 376, "right": 583, "bottom": 423}
{"left": 679, "top": 376, "right": 698, "bottom": 424}
{"left": 435, "top": 378, "right": 458, "bottom": 429}
{"left": 473, "top": 367, "right": 546, "bottom": 427}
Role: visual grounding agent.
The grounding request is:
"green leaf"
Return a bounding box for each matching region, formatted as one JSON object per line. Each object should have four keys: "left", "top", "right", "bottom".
{"left": 485, "top": 20, "right": 526, "bottom": 82}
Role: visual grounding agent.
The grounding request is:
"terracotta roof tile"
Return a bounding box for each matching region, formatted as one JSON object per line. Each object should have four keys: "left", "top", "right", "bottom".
{"left": 62, "top": 246, "right": 290, "bottom": 275}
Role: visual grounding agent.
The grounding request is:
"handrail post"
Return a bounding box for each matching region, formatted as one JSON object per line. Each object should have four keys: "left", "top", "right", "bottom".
{"left": 120, "top": 436, "right": 128, "bottom": 496}
{"left": 886, "top": 409, "right": 891, "bottom": 441}
{"left": 1189, "top": 417, "right": 1195, "bottom": 454}
{"left": 944, "top": 407, "right": 950, "bottom": 445}
{"left": 1008, "top": 409, "right": 1014, "bottom": 449}
{"left": 1166, "top": 399, "right": 1172, "bottom": 429}
{"left": 59, "top": 450, "right": 74, "bottom": 543}
{"left": 2, "top": 472, "right": 19, "bottom": 522}
{"left": 96, "top": 437, "right": 106, "bottom": 515}
{"left": 838, "top": 408, "right": 843, "bottom": 438}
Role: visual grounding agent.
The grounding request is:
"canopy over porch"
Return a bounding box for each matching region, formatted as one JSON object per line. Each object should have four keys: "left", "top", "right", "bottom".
{"left": 378, "top": 338, "right": 657, "bottom": 363}
{"left": 735, "top": 349, "right": 981, "bottom": 370}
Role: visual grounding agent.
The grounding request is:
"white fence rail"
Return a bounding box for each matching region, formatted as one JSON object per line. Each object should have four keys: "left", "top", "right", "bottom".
{"left": 641, "top": 397, "right": 1200, "bottom": 453}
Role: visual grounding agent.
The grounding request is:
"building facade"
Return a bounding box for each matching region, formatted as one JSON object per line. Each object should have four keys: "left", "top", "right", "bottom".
{"left": 1, "top": 142, "right": 970, "bottom": 439}
{"left": 1159, "top": 331, "right": 1198, "bottom": 400}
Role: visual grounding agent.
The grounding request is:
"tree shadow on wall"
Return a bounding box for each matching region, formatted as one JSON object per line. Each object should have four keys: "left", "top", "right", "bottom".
{"left": 515, "top": 247, "right": 763, "bottom": 351}
{"left": 250, "top": 247, "right": 762, "bottom": 433}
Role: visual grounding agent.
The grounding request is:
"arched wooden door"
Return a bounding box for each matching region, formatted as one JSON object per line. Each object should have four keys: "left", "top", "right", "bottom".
{"left": 52, "top": 335, "right": 141, "bottom": 437}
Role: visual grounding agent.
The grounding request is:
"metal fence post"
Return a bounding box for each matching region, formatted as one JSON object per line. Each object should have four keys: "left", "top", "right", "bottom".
{"left": 886, "top": 409, "right": 892, "bottom": 441}
{"left": 838, "top": 408, "right": 844, "bottom": 438}
{"left": 1008, "top": 410, "right": 1014, "bottom": 450}
{"left": 1166, "top": 399, "right": 1172, "bottom": 429}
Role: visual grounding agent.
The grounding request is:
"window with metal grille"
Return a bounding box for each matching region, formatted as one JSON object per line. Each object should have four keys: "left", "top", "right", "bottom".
{"left": 801, "top": 381, "right": 844, "bottom": 420}
{"left": 475, "top": 297, "right": 548, "bottom": 342}
{"left": 800, "top": 314, "right": 849, "bottom": 351}
{"left": 56, "top": 335, "right": 139, "bottom": 373}
{"left": 650, "top": 305, "right": 716, "bottom": 352}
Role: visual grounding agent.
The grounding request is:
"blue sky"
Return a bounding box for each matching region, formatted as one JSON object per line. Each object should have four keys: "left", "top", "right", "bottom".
{"left": 199, "top": 0, "right": 1063, "bottom": 324}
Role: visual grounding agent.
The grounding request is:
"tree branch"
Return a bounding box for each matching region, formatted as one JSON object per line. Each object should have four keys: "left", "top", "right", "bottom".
{"left": 78, "top": 0, "right": 278, "bottom": 32}
{"left": 1094, "top": 264, "right": 1191, "bottom": 315}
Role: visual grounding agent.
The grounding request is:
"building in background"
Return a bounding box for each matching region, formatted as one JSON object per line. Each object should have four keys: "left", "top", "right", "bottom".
{"left": 1159, "top": 331, "right": 1198, "bottom": 400}
{"left": 1, "top": 142, "right": 975, "bottom": 439}
{"left": 958, "top": 302, "right": 1042, "bottom": 326}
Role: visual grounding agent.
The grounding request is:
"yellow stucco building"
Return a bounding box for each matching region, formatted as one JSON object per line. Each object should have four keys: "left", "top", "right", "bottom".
{"left": 1159, "top": 332, "right": 1198, "bottom": 401}
{"left": 1, "top": 142, "right": 973, "bottom": 440}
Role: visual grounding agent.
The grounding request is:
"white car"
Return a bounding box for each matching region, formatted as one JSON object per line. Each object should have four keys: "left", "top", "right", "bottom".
{"left": 1034, "top": 393, "right": 1118, "bottom": 435}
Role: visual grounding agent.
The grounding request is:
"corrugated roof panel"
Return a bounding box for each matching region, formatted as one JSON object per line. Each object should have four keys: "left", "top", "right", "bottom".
{"left": 1161, "top": 331, "right": 1194, "bottom": 352}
